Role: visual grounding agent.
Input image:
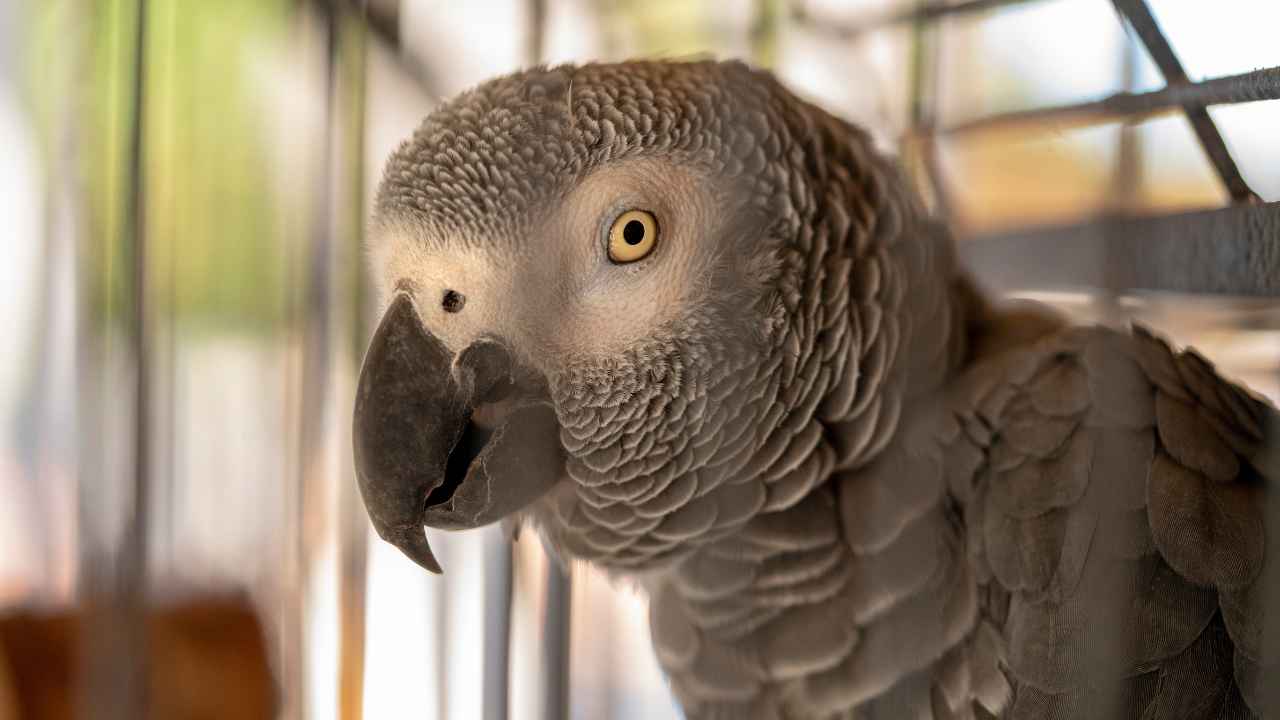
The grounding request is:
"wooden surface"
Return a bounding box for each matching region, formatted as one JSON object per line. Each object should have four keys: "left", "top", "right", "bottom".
{"left": 0, "top": 596, "right": 276, "bottom": 720}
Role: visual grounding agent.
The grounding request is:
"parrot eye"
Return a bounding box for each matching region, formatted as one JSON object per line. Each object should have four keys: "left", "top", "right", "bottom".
{"left": 607, "top": 209, "right": 659, "bottom": 264}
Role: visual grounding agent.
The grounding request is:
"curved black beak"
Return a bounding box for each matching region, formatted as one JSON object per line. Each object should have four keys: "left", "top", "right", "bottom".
{"left": 352, "top": 294, "right": 564, "bottom": 573}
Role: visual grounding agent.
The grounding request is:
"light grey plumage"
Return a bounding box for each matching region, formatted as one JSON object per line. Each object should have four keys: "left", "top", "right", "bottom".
{"left": 354, "top": 59, "right": 1279, "bottom": 719}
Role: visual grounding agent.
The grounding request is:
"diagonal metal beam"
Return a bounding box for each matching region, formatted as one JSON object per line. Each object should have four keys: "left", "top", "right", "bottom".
{"left": 791, "top": 0, "right": 1043, "bottom": 40}
{"left": 962, "top": 201, "right": 1280, "bottom": 297}
{"left": 1111, "top": 0, "right": 1259, "bottom": 204}
{"left": 941, "top": 65, "right": 1280, "bottom": 136}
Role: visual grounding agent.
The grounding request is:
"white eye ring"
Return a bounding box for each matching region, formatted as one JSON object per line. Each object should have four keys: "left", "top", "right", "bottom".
{"left": 608, "top": 209, "right": 659, "bottom": 263}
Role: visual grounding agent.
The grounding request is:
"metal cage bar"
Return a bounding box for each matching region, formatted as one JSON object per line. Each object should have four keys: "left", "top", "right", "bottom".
{"left": 963, "top": 202, "right": 1280, "bottom": 297}
{"left": 78, "top": 1, "right": 153, "bottom": 717}
{"left": 1111, "top": 0, "right": 1259, "bottom": 204}
{"left": 75, "top": 0, "right": 152, "bottom": 712}
{"left": 904, "top": 0, "right": 954, "bottom": 220}
{"left": 335, "top": 4, "right": 373, "bottom": 719}
{"left": 483, "top": 533, "right": 513, "bottom": 720}
{"left": 541, "top": 562, "right": 571, "bottom": 720}
{"left": 941, "top": 65, "right": 1280, "bottom": 136}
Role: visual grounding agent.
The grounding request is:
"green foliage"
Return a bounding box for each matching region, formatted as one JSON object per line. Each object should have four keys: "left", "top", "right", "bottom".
{"left": 605, "top": 0, "right": 715, "bottom": 60}
{"left": 29, "top": 0, "right": 301, "bottom": 334}
{"left": 141, "top": 0, "right": 296, "bottom": 333}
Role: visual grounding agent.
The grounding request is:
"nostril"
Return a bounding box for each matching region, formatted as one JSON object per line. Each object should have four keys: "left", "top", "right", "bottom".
{"left": 441, "top": 289, "right": 466, "bottom": 313}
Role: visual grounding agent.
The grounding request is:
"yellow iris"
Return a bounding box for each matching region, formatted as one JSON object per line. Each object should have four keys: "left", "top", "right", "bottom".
{"left": 608, "top": 209, "right": 659, "bottom": 263}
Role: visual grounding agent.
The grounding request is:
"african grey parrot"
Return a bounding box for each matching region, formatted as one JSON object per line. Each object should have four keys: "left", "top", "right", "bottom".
{"left": 352, "top": 60, "right": 1279, "bottom": 719}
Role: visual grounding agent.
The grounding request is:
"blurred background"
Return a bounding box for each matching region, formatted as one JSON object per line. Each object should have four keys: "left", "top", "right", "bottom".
{"left": 0, "top": 0, "right": 1276, "bottom": 718}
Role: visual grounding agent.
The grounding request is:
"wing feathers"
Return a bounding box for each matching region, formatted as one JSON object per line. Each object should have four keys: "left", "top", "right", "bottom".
{"left": 956, "top": 323, "right": 1277, "bottom": 718}
{"left": 1147, "top": 451, "right": 1263, "bottom": 589}
{"left": 1156, "top": 393, "right": 1241, "bottom": 483}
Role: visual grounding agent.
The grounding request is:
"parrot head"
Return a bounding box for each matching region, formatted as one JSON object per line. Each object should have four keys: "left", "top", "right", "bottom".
{"left": 354, "top": 60, "right": 934, "bottom": 573}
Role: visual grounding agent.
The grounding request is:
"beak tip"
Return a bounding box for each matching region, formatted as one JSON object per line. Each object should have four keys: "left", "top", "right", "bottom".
{"left": 393, "top": 526, "right": 444, "bottom": 574}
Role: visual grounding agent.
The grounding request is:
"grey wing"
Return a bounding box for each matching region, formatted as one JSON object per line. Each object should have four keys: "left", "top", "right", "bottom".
{"left": 950, "top": 325, "right": 1279, "bottom": 719}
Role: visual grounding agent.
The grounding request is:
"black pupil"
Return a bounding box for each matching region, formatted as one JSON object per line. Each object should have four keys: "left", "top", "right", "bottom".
{"left": 622, "top": 219, "right": 646, "bottom": 246}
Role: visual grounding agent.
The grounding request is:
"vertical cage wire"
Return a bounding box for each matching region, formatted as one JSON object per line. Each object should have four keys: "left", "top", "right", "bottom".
{"left": 541, "top": 557, "right": 571, "bottom": 720}
{"left": 521, "top": 2, "right": 577, "bottom": 719}
{"left": 1077, "top": 0, "right": 1142, "bottom": 410}
{"left": 281, "top": 2, "right": 337, "bottom": 715}
{"left": 149, "top": 0, "right": 178, "bottom": 578}
{"left": 76, "top": 1, "right": 152, "bottom": 718}
{"left": 435, "top": 537, "right": 450, "bottom": 720}
{"left": 336, "top": 4, "right": 373, "bottom": 718}
{"left": 280, "top": 1, "right": 380, "bottom": 717}
{"left": 483, "top": 529, "right": 513, "bottom": 720}
{"left": 904, "top": 0, "right": 952, "bottom": 222}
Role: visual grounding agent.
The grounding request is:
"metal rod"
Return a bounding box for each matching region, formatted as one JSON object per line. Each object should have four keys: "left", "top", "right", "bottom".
{"left": 483, "top": 6, "right": 549, "bottom": 719}
{"left": 941, "top": 66, "right": 1280, "bottom": 136}
{"left": 1265, "top": 419, "right": 1280, "bottom": 708}
{"left": 1106, "top": 19, "right": 1144, "bottom": 216}
{"left": 303, "top": 2, "right": 339, "bottom": 712}
{"left": 541, "top": 561, "right": 571, "bottom": 720}
{"left": 1111, "top": 0, "right": 1259, "bottom": 204}
{"left": 961, "top": 201, "right": 1280, "bottom": 297}
{"left": 435, "top": 548, "right": 450, "bottom": 720}
{"left": 336, "top": 4, "right": 372, "bottom": 719}
{"left": 527, "top": 0, "right": 546, "bottom": 68}
{"left": 353, "top": 0, "right": 446, "bottom": 97}
{"left": 281, "top": 1, "right": 343, "bottom": 715}
{"left": 156, "top": 0, "right": 179, "bottom": 574}
{"left": 750, "top": 0, "right": 781, "bottom": 68}
{"left": 790, "top": 0, "right": 1043, "bottom": 40}
{"left": 483, "top": 535, "right": 513, "bottom": 720}
{"left": 1085, "top": 8, "right": 1143, "bottom": 401}
{"left": 125, "top": 0, "right": 152, "bottom": 633}
{"left": 79, "top": 0, "right": 153, "bottom": 717}
{"left": 517, "top": 5, "right": 573, "bottom": 716}
{"left": 359, "top": 3, "right": 453, "bottom": 712}
{"left": 905, "top": 0, "right": 953, "bottom": 220}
